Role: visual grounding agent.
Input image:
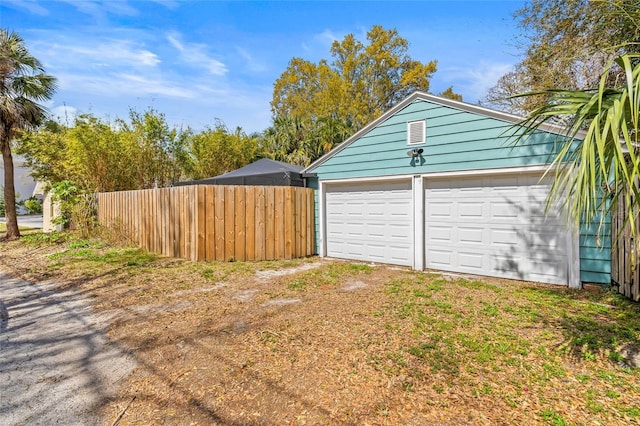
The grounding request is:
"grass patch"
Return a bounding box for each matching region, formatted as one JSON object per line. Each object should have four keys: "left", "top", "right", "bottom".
{"left": 540, "top": 409, "right": 568, "bottom": 425}
{"left": 286, "top": 262, "right": 373, "bottom": 290}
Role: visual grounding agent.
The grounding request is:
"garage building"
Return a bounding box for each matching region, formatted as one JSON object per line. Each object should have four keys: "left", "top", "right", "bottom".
{"left": 303, "top": 92, "right": 610, "bottom": 288}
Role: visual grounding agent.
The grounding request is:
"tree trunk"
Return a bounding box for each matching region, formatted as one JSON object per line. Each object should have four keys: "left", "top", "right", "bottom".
{"left": 1, "top": 141, "right": 20, "bottom": 240}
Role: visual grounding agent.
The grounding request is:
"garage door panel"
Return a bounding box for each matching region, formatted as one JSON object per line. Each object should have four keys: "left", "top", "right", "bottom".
{"left": 427, "top": 249, "right": 453, "bottom": 267}
{"left": 429, "top": 226, "right": 453, "bottom": 242}
{"left": 458, "top": 202, "right": 484, "bottom": 219}
{"left": 325, "top": 181, "right": 413, "bottom": 267}
{"left": 491, "top": 228, "right": 519, "bottom": 246}
{"left": 490, "top": 202, "right": 520, "bottom": 219}
{"left": 458, "top": 252, "right": 484, "bottom": 269}
{"left": 428, "top": 202, "right": 453, "bottom": 218}
{"left": 426, "top": 173, "right": 571, "bottom": 285}
{"left": 458, "top": 227, "right": 484, "bottom": 244}
{"left": 366, "top": 244, "right": 386, "bottom": 260}
{"left": 389, "top": 245, "right": 413, "bottom": 262}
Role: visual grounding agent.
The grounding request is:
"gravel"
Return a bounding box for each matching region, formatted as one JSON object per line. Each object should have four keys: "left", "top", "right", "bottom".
{"left": 0, "top": 271, "right": 136, "bottom": 425}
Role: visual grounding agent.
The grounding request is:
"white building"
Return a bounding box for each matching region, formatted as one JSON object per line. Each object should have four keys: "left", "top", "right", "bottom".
{"left": 0, "top": 154, "right": 39, "bottom": 214}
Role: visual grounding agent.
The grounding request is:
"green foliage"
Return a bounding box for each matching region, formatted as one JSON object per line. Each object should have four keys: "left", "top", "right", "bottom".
{"left": 486, "top": 0, "right": 640, "bottom": 114}
{"left": 117, "top": 109, "right": 192, "bottom": 188}
{"left": 439, "top": 86, "right": 463, "bottom": 102}
{"left": 46, "top": 180, "right": 97, "bottom": 237}
{"left": 22, "top": 196, "right": 42, "bottom": 214}
{"left": 272, "top": 26, "right": 439, "bottom": 129}
{"left": 267, "top": 25, "right": 459, "bottom": 166}
{"left": 50, "top": 180, "right": 80, "bottom": 227}
{"left": 19, "top": 231, "right": 68, "bottom": 245}
{"left": 187, "top": 121, "right": 261, "bottom": 180}
{"left": 17, "top": 109, "right": 260, "bottom": 194}
{"left": 261, "top": 115, "right": 352, "bottom": 166}
{"left": 15, "top": 120, "right": 69, "bottom": 185}
{"left": 540, "top": 409, "right": 568, "bottom": 425}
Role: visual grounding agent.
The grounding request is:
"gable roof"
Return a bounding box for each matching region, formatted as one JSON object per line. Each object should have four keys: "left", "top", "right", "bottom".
{"left": 303, "top": 91, "right": 569, "bottom": 173}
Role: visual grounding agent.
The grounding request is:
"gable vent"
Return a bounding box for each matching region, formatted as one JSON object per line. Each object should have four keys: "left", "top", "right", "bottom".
{"left": 408, "top": 120, "right": 425, "bottom": 145}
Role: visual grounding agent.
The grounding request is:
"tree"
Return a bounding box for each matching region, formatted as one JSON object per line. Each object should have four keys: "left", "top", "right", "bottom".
{"left": 15, "top": 119, "right": 68, "bottom": 185}
{"left": 116, "top": 109, "right": 192, "bottom": 188}
{"left": 439, "top": 86, "right": 463, "bottom": 102}
{"left": 272, "top": 26, "right": 440, "bottom": 129}
{"left": 18, "top": 110, "right": 194, "bottom": 193}
{"left": 269, "top": 25, "right": 459, "bottom": 166}
{"left": 188, "top": 122, "right": 261, "bottom": 180}
{"left": 485, "top": 0, "right": 640, "bottom": 114}
{"left": 0, "top": 29, "right": 56, "bottom": 240}
{"left": 513, "top": 53, "right": 640, "bottom": 244}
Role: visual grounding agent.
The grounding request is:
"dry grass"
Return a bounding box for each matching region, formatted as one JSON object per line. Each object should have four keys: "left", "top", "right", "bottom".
{"left": 1, "top": 232, "right": 640, "bottom": 425}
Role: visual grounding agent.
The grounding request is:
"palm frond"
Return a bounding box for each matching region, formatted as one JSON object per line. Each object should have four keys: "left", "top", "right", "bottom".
{"left": 511, "top": 53, "right": 640, "bottom": 244}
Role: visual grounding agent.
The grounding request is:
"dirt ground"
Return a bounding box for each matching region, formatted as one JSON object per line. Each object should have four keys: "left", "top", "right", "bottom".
{"left": 1, "top": 236, "right": 639, "bottom": 425}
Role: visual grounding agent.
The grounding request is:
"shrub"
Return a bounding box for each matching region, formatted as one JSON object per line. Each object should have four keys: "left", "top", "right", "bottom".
{"left": 23, "top": 196, "right": 43, "bottom": 214}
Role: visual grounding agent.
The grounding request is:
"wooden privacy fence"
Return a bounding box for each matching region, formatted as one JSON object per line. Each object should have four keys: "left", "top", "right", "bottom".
{"left": 611, "top": 195, "right": 640, "bottom": 301}
{"left": 97, "top": 185, "right": 315, "bottom": 262}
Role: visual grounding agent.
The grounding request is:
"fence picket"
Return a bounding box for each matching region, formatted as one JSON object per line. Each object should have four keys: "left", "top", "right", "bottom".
{"left": 265, "top": 186, "right": 275, "bottom": 260}
{"left": 255, "top": 187, "right": 266, "bottom": 260}
{"left": 235, "top": 187, "right": 246, "bottom": 262}
{"left": 245, "top": 187, "right": 255, "bottom": 261}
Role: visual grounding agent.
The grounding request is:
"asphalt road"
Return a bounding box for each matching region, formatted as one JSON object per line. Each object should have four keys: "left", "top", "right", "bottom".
{"left": 0, "top": 215, "right": 43, "bottom": 229}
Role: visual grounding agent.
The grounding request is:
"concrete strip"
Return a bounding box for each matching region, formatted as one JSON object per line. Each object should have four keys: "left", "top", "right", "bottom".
{"left": 0, "top": 272, "right": 136, "bottom": 425}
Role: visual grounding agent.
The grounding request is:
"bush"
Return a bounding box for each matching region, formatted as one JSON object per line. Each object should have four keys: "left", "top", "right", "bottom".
{"left": 50, "top": 180, "right": 97, "bottom": 237}
{"left": 23, "top": 196, "right": 43, "bottom": 214}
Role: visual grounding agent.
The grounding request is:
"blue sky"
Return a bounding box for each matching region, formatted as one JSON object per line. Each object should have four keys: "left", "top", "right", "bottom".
{"left": 2, "top": 0, "right": 525, "bottom": 133}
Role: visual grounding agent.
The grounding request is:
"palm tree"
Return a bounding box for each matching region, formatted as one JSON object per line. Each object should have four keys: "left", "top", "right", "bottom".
{"left": 0, "top": 30, "right": 56, "bottom": 239}
{"left": 514, "top": 53, "right": 640, "bottom": 243}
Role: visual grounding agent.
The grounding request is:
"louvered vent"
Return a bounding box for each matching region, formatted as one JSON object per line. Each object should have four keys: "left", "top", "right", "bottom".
{"left": 408, "top": 120, "right": 425, "bottom": 145}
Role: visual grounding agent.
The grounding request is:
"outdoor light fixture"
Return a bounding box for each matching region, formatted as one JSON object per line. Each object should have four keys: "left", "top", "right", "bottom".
{"left": 407, "top": 148, "right": 424, "bottom": 157}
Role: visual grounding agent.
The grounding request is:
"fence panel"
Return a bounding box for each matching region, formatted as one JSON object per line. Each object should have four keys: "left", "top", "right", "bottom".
{"left": 97, "top": 185, "right": 316, "bottom": 262}
{"left": 611, "top": 195, "right": 640, "bottom": 301}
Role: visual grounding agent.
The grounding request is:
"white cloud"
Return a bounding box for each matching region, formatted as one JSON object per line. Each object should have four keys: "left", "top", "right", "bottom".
{"left": 167, "top": 31, "right": 228, "bottom": 76}
{"left": 148, "top": 0, "right": 181, "bottom": 9}
{"left": 55, "top": 71, "right": 197, "bottom": 99}
{"left": 31, "top": 36, "right": 160, "bottom": 70}
{"left": 3, "top": 0, "right": 49, "bottom": 15}
{"left": 314, "top": 29, "right": 339, "bottom": 45}
{"left": 115, "top": 73, "right": 197, "bottom": 98}
{"left": 50, "top": 104, "right": 78, "bottom": 124}
{"left": 58, "top": 0, "right": 139, "bottom": 19}
{"left": 442, "top": 61, "right": 515, "bottom": 102}
{"left": 235, "top": 47, "right": 266, "bottom": 73}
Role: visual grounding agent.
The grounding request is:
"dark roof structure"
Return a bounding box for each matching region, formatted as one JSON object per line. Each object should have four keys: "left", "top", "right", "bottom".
{"left": 174, "top": 158, "right": 306, "bottom": 187}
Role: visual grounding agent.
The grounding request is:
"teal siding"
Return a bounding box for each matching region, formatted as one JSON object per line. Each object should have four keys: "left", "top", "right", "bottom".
{"left": 308, "top": 98, "right": 611, "bottom": 284}
{"left": 307, "top": 177, "right": 319, "bottom": 255}
{"left": 311, "top": 100, "right": 563, "bottom": 180}
{"left": 580, "top": 215, "right": 611, "bottom": 284}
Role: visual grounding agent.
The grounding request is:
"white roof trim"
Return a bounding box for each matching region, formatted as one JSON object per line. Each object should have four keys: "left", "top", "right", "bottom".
{"left": 302, "top": 91, "right": 576, "bottom": 173}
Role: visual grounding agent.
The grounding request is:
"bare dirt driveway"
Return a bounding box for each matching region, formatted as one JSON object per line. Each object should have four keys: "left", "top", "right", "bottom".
{"left": 0, "top": 271, "right": 136, "bottom": 425}
{"left": 1, "top": 235, "right": 640, "bottom": 425}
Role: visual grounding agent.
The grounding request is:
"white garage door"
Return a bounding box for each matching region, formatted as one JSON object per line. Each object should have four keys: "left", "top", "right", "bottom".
{"left": 425, "top": 174, "right": 571, "bottom": 284}
{"left": 325, "top": 180, "right": 413, "bottom": 266}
